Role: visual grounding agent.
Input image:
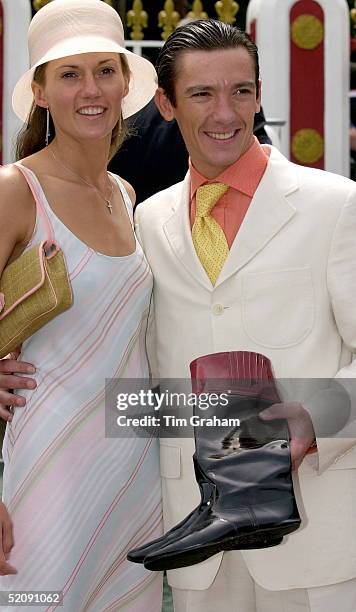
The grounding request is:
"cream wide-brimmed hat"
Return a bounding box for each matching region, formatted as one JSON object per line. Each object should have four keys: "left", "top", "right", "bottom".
{"left": 12, "top": 0, "right": 157, "bottom": 122}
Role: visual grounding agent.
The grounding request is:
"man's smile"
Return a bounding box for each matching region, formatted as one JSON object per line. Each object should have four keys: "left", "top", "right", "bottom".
{"left": 205, "top": 130, "right": 239, "bottom": 141}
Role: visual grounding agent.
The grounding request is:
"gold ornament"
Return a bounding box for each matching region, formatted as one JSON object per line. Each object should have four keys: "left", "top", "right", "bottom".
{"left": 33, "top": 0, "right": 52, "bottom": 11}
{"left": 215, "top": 0, "right": 239, "bottom": 25}
{"left": 292, "top": 129, "right": 324, "bottom": 164}
{"left": 188, "top": 0, "right": 208, "bottom": 20}
{"left": 351, "top": 5, "right": 356, "bottom": 30}
{"left": 127, "top": 0, "right": 148, "bottom": 41}
{"left": 291, "top": 14, "right": 323, "bottom": 50}
{"left": 158, "top": 0, "right": 180, "bottom": 41}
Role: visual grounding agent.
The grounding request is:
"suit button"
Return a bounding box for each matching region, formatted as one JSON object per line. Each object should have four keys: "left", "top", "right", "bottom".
{"left": 212, "top": 303, "right": 224, "bottom": 315}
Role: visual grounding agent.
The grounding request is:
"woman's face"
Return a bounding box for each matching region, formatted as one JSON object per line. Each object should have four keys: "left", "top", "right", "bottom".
{"left": 33, "top": 52, "right": 129, "bottom": 146}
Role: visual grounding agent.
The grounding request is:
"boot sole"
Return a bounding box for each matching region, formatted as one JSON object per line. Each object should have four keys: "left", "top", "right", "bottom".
{"left": 144, "top": 523, "right": 299, "bottom": 571}
{"left": 128, "top": 534, "right": 283, "bottom": 565}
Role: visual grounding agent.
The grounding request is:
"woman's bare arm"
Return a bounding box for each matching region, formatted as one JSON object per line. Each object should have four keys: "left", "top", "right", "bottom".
{"left": 0, "top": 166, "right": 37, "bottom": 422}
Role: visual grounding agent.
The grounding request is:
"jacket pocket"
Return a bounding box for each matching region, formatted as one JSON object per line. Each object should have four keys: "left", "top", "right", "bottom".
{"left": 160, "top": 443, "right": 181, "bottom": 478}
{"left": 242, "top": 267, "right": 314, "bottom": 348}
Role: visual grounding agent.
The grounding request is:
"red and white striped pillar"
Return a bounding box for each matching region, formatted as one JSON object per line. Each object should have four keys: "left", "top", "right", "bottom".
{"left": 247, "top": 0, "right": 349, "bottom": 176}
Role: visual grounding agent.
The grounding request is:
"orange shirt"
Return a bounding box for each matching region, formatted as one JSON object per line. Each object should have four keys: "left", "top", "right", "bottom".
{"left": 190, "top": 137, "right": 270, "bottom": 247}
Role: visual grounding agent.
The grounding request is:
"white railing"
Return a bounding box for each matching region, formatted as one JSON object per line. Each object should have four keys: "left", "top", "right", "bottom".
{"left": 125, "top": 39, "right": 164, "bottom": 55}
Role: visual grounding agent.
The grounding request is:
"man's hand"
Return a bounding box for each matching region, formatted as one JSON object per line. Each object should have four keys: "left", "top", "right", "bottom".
{"left": 350, "top": 126, "right": 356, "bottom": 152}
{"left": 0, "top": 502, "right": 16, "bottom": 575}
{"left": 260, "top": 401, "right": 315, "bottom": 470}
{"left": 0, "top": 353, "right": 36, "bottom": 422}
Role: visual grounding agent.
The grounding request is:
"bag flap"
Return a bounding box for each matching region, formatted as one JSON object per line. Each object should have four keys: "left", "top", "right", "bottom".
{"left": 0, "top": 242, "right": 46, "bottom": 320}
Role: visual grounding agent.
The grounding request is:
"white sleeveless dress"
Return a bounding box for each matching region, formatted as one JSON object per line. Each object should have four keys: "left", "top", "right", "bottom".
{"left": 0, "top": 164, "right": 163, "bottom": 611}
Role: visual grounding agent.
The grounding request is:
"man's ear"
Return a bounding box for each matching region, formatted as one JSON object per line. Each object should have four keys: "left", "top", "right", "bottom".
{"left": 31, "top": 81, "right": 48, "bottom": 109}
{"left": 154, "top": 87, "right": 176, "bottom": 121}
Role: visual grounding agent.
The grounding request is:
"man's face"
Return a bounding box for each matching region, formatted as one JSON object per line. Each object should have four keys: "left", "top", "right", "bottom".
{"left": 156, "top": 47, "right": 261, "bottom": 179}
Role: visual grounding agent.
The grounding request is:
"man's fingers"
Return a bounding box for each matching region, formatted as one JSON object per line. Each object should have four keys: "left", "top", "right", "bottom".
{"left": 0, "top": 360, "right": 35, "bottom": 375}
{"left": 0, "top": 369, "right": 37, "bottom": 422}
{"left": 0, "top": 386, "right": 28, "bottom": 423}
{"left": 259, "top": 402, "right": 304, "bottom": 421}
{"left": 0, "top": 406, "right": 14, "bottom": 423}
{"left": 260, "top": 402, "right": 315, "bottom": 470}
{"left": 0, "top": 391, "right": 26, "bottom": 407}
{"left": 0, "top": 374, "right": 36, "bottom": 391}
{"left": 259, "top": 402, "right": 289, "bottom": 420}
{"left": 0, "top": 395, "right": 26, "bottom": 423}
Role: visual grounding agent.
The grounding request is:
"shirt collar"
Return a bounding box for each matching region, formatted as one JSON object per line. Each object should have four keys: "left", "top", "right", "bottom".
{"left": 189, "top": 136, "right": 270, "bottom": 199}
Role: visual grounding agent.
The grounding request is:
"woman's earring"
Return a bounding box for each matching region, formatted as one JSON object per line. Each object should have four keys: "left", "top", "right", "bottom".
{"left": 45, "top": 107, "right": 50, "bottom": 147}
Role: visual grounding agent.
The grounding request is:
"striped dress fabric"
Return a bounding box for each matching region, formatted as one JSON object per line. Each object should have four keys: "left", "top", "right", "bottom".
{"left": 0, "top": 164, "right": 163, "bottom": 611}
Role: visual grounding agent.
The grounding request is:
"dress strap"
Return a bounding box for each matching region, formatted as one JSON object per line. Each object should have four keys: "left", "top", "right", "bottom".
{"left": 14, "top": 162, "right": 55, "bottom": 243}
{"left": 110, "top": 174, "right": 134, "bottom": 226}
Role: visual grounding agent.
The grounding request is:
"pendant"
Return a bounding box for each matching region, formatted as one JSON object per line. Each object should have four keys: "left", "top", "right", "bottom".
{"left": 106, "top": 200, "right": 113, "bottom": 214}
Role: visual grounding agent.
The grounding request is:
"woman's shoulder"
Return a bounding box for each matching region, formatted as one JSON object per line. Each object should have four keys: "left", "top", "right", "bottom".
{"left": 0, "top": 163, "right": 29, "bottom": 194}
{"left": 0, "top": 163, "right": 35, "bottom": 213}
{"left": 0, "top": 163, "right": 36, "bottom": 235}
{"left": 2, "top": 160, "right": 34, "bottom": 198}
{"left": 0, "top": 163, "right": 37, "bottom": 258}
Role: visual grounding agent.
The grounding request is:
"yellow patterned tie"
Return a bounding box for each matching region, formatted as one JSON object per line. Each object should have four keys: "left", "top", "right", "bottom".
{"left": 192, "top": 182, "right": 229, "bottom": 284}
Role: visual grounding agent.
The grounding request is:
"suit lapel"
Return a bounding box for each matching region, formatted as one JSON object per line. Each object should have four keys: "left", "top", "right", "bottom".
{"left": 162, "top": 148, "right": 299, "bottom": 290}
{"left": 163, "top": 173, "right": 212, "bottom": 290}
{"left": 216, "top": 148, "right": 299, "bottom": 287}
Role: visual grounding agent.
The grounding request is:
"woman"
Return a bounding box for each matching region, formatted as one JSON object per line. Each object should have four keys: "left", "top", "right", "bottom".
{"left": 0, "top": 0, "right": 162, "bottom": 609}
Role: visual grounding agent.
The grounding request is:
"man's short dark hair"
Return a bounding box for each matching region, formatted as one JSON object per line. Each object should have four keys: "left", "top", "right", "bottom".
{"left": 156, "top": 19, "right": 260, "bottom": 106}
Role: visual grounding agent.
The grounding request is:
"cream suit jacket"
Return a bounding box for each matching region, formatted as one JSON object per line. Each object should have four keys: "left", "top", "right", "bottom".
{"left": 135, "top": 146, "right": 356, "bottom": 591}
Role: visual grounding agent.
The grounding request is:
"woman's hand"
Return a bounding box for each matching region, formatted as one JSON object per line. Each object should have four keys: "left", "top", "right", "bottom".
{"left": 0, "top": 502, "right": 16, "bottom": 575}
{"left": 0, "top": 353, "right": 36, "bottom": 422}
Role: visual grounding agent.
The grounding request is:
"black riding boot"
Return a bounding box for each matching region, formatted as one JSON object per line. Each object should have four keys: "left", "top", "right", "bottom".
{"left": 143, "top": 351, "right": 301, "bottom": 571}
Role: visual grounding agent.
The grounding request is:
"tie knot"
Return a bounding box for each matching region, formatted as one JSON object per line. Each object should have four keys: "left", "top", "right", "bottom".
{"left": 196, "top": 183, "right": 229, "bottom": 217}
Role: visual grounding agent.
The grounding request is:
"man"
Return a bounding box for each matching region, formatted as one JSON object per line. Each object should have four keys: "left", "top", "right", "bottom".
{"left": 1, "top": 19, "right": 356, "bottom": 611}
{"left": 133, "top": 20, "right": 356, "bottom": 612}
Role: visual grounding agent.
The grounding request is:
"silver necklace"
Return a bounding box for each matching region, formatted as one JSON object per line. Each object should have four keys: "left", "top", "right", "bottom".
{"left": 51, "top": 150, "right": 114, "bottom": 214}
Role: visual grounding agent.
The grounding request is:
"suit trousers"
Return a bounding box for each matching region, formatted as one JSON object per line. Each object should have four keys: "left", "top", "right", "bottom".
{"left": 171, "top": 551, "right": 356, "bottom": 612}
